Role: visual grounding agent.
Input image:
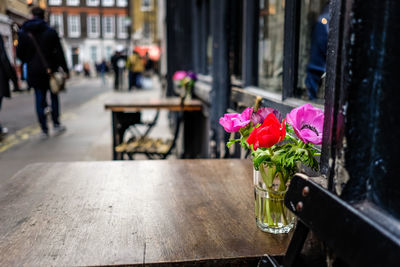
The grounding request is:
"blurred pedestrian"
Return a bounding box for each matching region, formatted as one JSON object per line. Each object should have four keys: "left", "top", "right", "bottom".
{"left": 0, "top": 33, "right": 20, "bottom": 136}
{"left": 144, "top": 51, "right": 154, "bottom": 75}
{"left": 98, "top": 59, "right": 108, "bottom": 85}
{"left": 305, "top": 5, "right": 329, "bottom": 100}
{"left": 17, "top": 6, "right": 69, "bottom": 138}
{"left": 83, "top": 62, "right": 90, "bottom": 77}
{"left": 126, "top": 49, "right": 144, "bottom": 90}
{"left": 74, "top": 63, "right": 83, "bottom": 75}
{"left": 111, "top": 45, "right": 126, "bottom": 90}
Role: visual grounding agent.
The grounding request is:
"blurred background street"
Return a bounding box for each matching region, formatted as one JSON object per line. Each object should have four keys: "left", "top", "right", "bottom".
{"left": 0, "top": 75, "right": 169, "bottom": 181}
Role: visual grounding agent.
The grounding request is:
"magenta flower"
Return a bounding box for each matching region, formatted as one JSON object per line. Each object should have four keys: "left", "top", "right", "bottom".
{"left": 219, "top": 107, "right": 253, "bottom": 133}
{"left": 186, "top": 71, "right": 197, "bottom": 81}
{"left": 286, "top": 104, "right": 324, "bottom": 145}
{"left": 251, "top": 108, "right": 283, "bottom": 125}
{"left": 172, "top": 71, "right": 187, "bottom": 81}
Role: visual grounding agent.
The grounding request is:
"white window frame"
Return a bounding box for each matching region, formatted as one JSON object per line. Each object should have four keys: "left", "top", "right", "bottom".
{"left": 141, "top": 0, "right": 153, "bottom": 11}
{"left": 50, "top": 13, "right": 64, "bottom": 37}
{"left": 103, "top": 16, "right": 115, "bottom": 38}
{"left": 116, "top": 0, "right": 127, "bottom": 7}
{"left": 49, "top": 0, "right": 62, "bottom": 5}
{"left": 117, "top": 16, "right": 128, "bottom": 39}
{"left": 90, "top": 46, "right": 98, "bottom": 63}
{"left": 68, "top": 15, "right": 81, "bottom": 38}
{"left": 67, "top": 0, "right": 80, "bottom": 6}
{"left": 102, "top": 0, "right": 114, "bottom": 7}
{"left": 86, "top": 0, "right": 99, "bottom": 6}
{"left": 87, "top": 15, "right": 100, "bottom": 38}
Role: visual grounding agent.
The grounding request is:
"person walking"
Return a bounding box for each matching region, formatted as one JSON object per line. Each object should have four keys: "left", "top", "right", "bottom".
{"left": 99, "top": 59, "right": 108, "bottom": 85}
{"left": 0, "top": 33, "right": 20, "bottom": 136}
{"left": 16, "top": 6, "right": 69, "bottom": 138}
{"left": 110, "top": 46, "right": 126, "bottom": 90}
{"left": 126, "top": 49, "right": 144, "bottom": 90}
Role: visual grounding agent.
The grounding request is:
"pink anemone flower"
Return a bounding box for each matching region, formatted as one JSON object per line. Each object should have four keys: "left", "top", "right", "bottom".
{"left": 251, "top": 107, "right": 283, "bottom": 125}
{"left": 172, "top": 71, "right": 187, "bottom": 81}
{"left": 286, "top": 104, "right": 324, "bottom": 145}
{"left": 219, "top": 107, "right": 253, "bottom": 133}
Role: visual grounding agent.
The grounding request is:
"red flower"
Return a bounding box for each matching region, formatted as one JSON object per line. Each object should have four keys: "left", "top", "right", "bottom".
{"left": 246, "top": 113, "right": 286, "bottom": 150}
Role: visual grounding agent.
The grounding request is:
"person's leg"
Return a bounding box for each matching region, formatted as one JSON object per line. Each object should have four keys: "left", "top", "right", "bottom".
{"left": 305, "top": 72, "right": 320, "bottom": 100}
{"left": 128, "top": 71, "right": 133, "bottom": 90}
{"left": 34, "top": 88, "right": 49, "bottom": 134}
{"left": 101, "top": 72, "right": 106, "bottom": 85}
{"left": 136, "top": 73, "right": 142, "bottom": 88}
{"left": 114, "top": 70, "right": 119, "bottom": 90}
{"left": 0, "top": 96, "right": 4, "bottom": 134}
{"left": 50, "top": 91, "right": 60, "bottom": 126}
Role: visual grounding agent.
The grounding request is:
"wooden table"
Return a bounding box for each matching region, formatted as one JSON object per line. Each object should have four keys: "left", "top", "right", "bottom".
{"left": 0, "top": 159, "right": 291, "bottom": 266}
{"left": 104, "top": 96, "right": 204, "bottom": 160}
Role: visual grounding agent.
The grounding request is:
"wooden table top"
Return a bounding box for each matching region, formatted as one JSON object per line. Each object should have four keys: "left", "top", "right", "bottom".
{"left": 0, "top": 159, "right": 291, "bottom": 266}
{"left": 104, "top": 96, "right": 203, "bottom": 112}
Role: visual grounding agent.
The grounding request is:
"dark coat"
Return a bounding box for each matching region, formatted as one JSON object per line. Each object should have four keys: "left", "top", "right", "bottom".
{"left": 0, "top": 34, "right": 18, "bottom": 99}
{"left": 17, "top": 18, "right": 69, "bottom": 90}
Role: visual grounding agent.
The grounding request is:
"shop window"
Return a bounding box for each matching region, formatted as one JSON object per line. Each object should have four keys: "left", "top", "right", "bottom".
{"left": 229, "top": 0, "right": 243, "bottom": 81}
{"left": 297, "top": 0, "right": 329, "bottom": 102}
{"left": 258, "top": 0, "right": 285, "bottom": 92}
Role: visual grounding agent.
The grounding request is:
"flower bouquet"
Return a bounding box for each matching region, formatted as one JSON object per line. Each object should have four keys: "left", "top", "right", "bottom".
{"left": 172, "top": 70, "right": 197, "bottom": 100}
{"left": 219, "top": 104, "right": 323, "bottom": 233}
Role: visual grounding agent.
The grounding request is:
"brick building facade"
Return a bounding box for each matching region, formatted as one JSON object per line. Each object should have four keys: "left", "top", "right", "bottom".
{"left": 47, "top": 0, "right": 129, "bottom": 70}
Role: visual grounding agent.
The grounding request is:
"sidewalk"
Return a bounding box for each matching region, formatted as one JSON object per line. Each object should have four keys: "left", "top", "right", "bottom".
{"left": 0, "top": 76, "right": 173, "bottom": 181}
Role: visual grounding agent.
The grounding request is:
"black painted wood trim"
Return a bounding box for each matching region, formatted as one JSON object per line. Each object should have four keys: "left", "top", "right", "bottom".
{"left": 282, "top": 0, "right": 301, "bottom": 100}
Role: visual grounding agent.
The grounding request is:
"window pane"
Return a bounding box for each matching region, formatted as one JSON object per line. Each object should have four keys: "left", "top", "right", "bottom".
{"left": 297, "top": 0, "right": 329, "bottom": 102}
{"left": 258, "top": 0, "right": 285, "bottom": 92}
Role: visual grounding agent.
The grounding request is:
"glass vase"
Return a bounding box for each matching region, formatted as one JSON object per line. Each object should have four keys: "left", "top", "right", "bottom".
{"left": 253, "top": 164, "right": 295, "bottom": 234}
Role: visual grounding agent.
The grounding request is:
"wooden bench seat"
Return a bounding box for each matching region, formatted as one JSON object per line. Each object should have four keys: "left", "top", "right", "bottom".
{"left": 115, "top": 137, "right": 173, "bottom": 155}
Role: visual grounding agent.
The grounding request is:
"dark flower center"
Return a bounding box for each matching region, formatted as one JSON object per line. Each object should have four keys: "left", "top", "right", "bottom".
{"left": 301, "top": 124, "right": 319, "bottom": 136}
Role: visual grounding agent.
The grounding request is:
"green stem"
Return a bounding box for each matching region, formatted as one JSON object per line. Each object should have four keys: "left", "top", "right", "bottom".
{"left": 265, "top": 195, "right": 274, "bottom": 226}
{"left": 280, "top": 200, "right": 289, "bottom": 225}
{"left": 259, "top": 163, "right": 274, "bottom": 187}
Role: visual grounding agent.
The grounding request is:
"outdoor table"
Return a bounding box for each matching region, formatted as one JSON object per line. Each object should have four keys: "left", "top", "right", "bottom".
{"left": 104, "top": 96, "right": 204, "bottom": 160}
{"left": 0, "top": 159, "right": 291, "bottom": 266}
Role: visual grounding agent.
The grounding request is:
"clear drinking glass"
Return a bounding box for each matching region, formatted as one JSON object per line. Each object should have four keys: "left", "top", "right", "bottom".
{"left": 253, "top": 166, "right": 295, "bottom": 234}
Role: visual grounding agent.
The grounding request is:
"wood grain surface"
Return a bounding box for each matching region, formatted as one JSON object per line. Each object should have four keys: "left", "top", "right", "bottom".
{"left": 0, "top": 159, "right": 291, "bottom": 266}
{"left": 104, "top": 97, "right": 203, "bottom": 112}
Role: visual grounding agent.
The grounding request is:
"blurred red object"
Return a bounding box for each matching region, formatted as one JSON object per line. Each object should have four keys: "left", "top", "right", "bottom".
{"left": 134, "top": 45, "right": 161, "bottom": 61}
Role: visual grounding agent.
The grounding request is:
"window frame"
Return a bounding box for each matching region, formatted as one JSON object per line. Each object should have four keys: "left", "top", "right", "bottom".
{"left": 141, "top": 0, "right": 153, "bottom": 12}
{"left": 67, "top": 0, "right": 80, "bottom": 6}
{"left": 68, "top": 15, "right": 81, "bottom": 38}
{"left": 102, "top": 0, "right": 114, "bottom": 7}
{"left": 86, "top": 0, "right": 100, "bottom": 6}
{"left": 103, "top": 15, "right": 115, "bottom": 38}
{"left": 117, "top": 16, "right": 128, "bottom": 39}
{"left": 49, "top": 0, "right": 62, "bottom": 5}
{"left": 90, "top": 45, "right": 98, "bottom": 63}
{"left": 50, "top": 13, "right": 64, "bottom": 37}
{"left": 116, "top": 0, "right": 128, "bottom": 7}
{"left": 87, "top": 15, "right": 100, "bottom": 38}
